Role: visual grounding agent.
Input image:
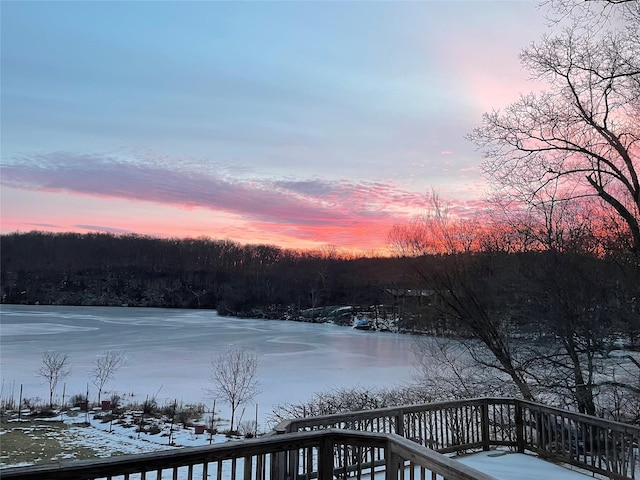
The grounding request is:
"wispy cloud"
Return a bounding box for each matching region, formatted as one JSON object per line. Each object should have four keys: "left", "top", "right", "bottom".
{"left": 28, "top": 222, "right": 62, "bottom": 229}
{"left": 1, "top": 152, "right": 491, "bottom": 250}
{"left": 2, "top": 151, "right": 425, "bottom": 223}
{"left": 75, "top": 225, "right": 134, "bottom": 235}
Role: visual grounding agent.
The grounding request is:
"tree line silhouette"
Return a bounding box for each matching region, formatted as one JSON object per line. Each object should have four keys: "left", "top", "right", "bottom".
{"left": 2, "top": 230, "right": 638, "bottom": 337}
{"left": 0, "top": 231, "right": 413, "bottom": 320}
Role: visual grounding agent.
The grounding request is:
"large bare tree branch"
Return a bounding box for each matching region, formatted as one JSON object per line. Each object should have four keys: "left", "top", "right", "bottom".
{"left": 470, "top": 17, "right": 640, "bottom": 252}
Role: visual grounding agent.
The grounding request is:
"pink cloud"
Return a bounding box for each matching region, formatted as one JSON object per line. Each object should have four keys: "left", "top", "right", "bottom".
{"left": 1, "top": 152, "right": 491, "bottom": 252}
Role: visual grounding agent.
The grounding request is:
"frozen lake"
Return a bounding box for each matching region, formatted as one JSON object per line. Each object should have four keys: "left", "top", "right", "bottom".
{"left": 0, "top": 305, "right": 417, "bottom": 425}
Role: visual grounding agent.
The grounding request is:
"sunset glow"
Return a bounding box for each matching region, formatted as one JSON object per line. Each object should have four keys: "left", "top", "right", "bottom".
{"left": 1, "top": 1, "right": 550, "bottom": 254}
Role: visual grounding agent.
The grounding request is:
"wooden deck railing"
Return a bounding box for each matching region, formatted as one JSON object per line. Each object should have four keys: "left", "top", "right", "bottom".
{"left": 2, "top": 397, "right": 638, "bottom": 480}
{"left": 275, "top": 397, "right": 640, "bottom": 480}
{"left": 0, "top": 428, "right": 495, "bottom": 480}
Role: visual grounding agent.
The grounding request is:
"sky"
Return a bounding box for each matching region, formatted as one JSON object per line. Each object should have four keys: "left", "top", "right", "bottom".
{"left": 0, "top": 1, "right": 549, "bottom": 254}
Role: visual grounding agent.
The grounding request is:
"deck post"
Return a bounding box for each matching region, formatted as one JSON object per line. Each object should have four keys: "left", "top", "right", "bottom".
{"left": 271, "top": 451, "right": 287, "bottom": 480}
{"left": 481, "top": 399, "right": 490, "bottom": 451}
{"left": 515, "top": 402, "right": 525, "bottom": 453}
{"left": 385, "top": 441, "right": 400, "bottom": 480}
{"left": 395, "top": 409, "right": 404, "bottom": 437}
{"left": 288, "top": 448, "right": 298, "bottom": 480}
{"left": 318, "top": 436, "right": 335, "bottom": 480}
{"left": 244, "top": 456, "right": 252, "bottom": 480}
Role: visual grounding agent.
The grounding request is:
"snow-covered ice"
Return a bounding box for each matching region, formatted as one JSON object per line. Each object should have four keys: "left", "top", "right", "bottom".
{"left": 1, "top": 305, "right": 417, "bottom": 426}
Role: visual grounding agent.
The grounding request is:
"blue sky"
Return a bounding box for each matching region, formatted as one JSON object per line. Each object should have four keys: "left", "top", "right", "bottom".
{"left": 1, "top": 1, "right": 548, "bottom": 252}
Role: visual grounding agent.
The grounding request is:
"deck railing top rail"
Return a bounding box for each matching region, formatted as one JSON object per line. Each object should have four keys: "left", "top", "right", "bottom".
{"left": 3, "top": 397, "right": 639, "bottom": 480}
{"left": 1, "top": 428, "right": 496, "bottom": 480}
{"left": 275, "top": 397, "right": 497, "bottom": 433}
{"left": 275, "top": 397, "right": 639, "bottom": 436}
{"left": 275, "top": 397, "right": 640, "bottom": 480}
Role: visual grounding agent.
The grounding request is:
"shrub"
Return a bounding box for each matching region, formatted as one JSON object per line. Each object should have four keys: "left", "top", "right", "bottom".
{"left": 160, "top": 401, "right": 205, "bottom": 427}
{"left": 137, "top": 422, "right": 162, "bottom": 435}
{"left": 238, "top": 420, "right": 258, "bottom": 438}
{"left": 32, "top": 407, "right": 57, "bottom": 418}
{"left": 147, "top": 424, "right": 162, "bottom": 435}
{"left": 100, "top": 414, "right": 114, "bottom": 423}
{"left": 70, "top": 394, "right": 86, "bottom": 407}
{"left": 142, "top": 397, "right": 158, "bottom": 415}
{"left": 22, "top": 397, "right": 42, "bottom": 410}
{"left": 176, "top": 404, "right": 204, "bottom": 427}
{"left": 110, "top": 394, "right": 121, "bottom": 412}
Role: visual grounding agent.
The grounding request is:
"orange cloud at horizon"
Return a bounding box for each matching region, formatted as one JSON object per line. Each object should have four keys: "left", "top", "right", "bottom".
{"left": 1, "top": 182, "right": 493, "bottom": 257}
{"left": 0, "top": 152, "right": 438, "bottom": 253}
{"left": 3, "top": 181, "right": 628, "bottom": 258}
{"left": 0, "top": 185, "right": 412, "bottom": 255}
{"left": 12, "top": 152, "right": 619, "bottom": 257}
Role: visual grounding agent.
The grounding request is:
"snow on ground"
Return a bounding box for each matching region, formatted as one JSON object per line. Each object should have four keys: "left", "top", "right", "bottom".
{"left": 456, "top": 450, "right": 592, "bottom": 479}
{"left": 62, "top": 405, "right": 247, "bottom": 448}
{"left": 1, "top": 406, "right": 239, "bottom": 471}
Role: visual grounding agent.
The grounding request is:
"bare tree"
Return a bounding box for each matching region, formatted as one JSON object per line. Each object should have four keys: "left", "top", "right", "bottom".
{"left": 389, "top": 196, "right": 536, "bottom": 400}
{"left": 469, "top": 1, "right": 640, "bottom": 253}
{"left": 463, "top": 0, "right": 640, "bottom": 415}
{"left": 411, "top": 336, "right": 521, "bottom": 400}
{"left": 542, "top": 0, "right": 640, "bottom": 31}
{"left": 209, "top": 346, "right": 259, "bottom": 432}
{"left": 269, "top": 385, "right": 433, "bottom": 427}
{"left": 519, "top": 249, "right": 636, "bottom": 416}
{"left": 37, "top": 351, "right": 71, "bottom": 408}
{"left": 388, "top": 192, "right": 482, "bottom": 257}
{"left": 600, "top": 354, "right": 640, "bottom": 423}
{"left": 91, "top": 350, "right": 126, "bottom": 404}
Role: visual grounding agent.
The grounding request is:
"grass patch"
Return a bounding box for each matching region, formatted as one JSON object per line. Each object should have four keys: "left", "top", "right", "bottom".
{"left": 0, "top": 421, "right": 100, "bottom": 466}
